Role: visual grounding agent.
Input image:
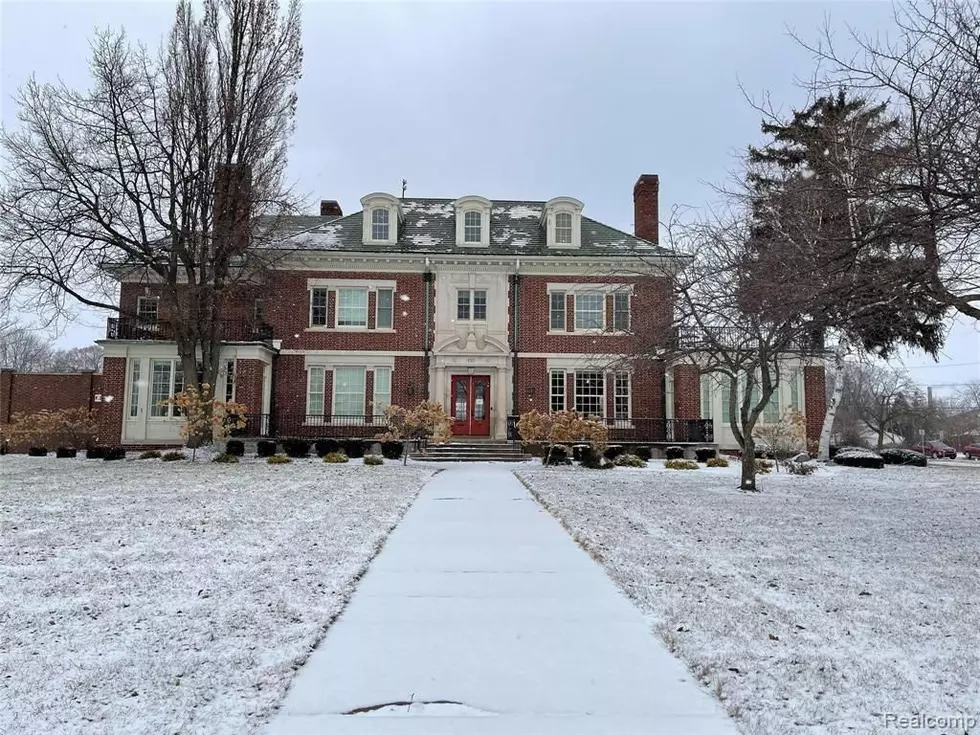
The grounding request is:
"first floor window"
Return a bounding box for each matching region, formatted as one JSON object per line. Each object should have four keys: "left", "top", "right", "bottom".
{"left": 128, "top": 359, "right": 141, "bottom": 418}
{"left": 700, "top": 374, "right": 714, "bottom": 421}
{"left": 337, "top": 288, "right": 368, "bottom": 327}
{"left": 376, "top": 288, "right": 394, "bottom": 329}
{"left": 310, "top": 288, "right": 328, "bottom": 326}
{"left": 550, "top": 370, "right": 565, "bottom": 413}
{"left": 722, "top": 374, "right": 737, "bottom": 425}
{"left": 149, "top": 359, "right": 183, "bottom": 417}
{"left": 575, "top": 371, "right": 604, "bottom": 417}
{"left": 761, "top": 381, "right": 780, "bottom": 424}
{"left": 307, "top": 366, "right": 325, "bottom": 415}
{"left": 373, "top": 367, "right": 392, "bottom": 416}
{"left": 224, "top": 360, "right": 236, "bottom": 402}
{"left": 550, "top": 292, "right": 566, "bottom": 331}
{"left": 137, "top": 296, "right": 159, "bottom": 324}
{"left": 334, "top": 367, "right": 366, "bottom": 417}
{"left": 457, "top": 289, "right": 487, "bottom": 321}
{"left": 614, "top": 373, "right": 630, "bottom": 420}
{"left": 574, "top": 293, "right": 604, "bottom": 330}
{"left": 789, "top": 370, "right": 801, "bottom": 411}
{"left": 613, "top": 292, "right": 630, "bottom": 331}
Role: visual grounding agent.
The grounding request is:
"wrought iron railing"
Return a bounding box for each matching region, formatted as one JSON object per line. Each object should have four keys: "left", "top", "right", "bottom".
{"left": 505, "top": 416, "right": 713, "bottom": 444}
{"left": 106, "top": 317, "right": 273, "bottom": 343}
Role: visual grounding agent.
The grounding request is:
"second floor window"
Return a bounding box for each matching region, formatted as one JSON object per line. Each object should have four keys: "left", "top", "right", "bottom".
{"left": 613, "top": 292, "right": 630, "bottom": 331}
{"left": 371, "top": 208, "right": 390, "bottom": 240}
{"left": 253, "top": 298, "right": 265, "bottom": 325}
{"left": 464, "top": 211, "right": 482, "bottom": 242}
{"left": 457, "top": 289, "right": 487, "bottom": 321}
{"left": 574, "top": 292, "right": 605, "bottom": 330}
{"left": 137, "top": 297, "right": 158, "bottom": 324}
{"left": 555, "top": 212, "right": 573, "bottom": 244}
{"left": 550, "top": 292, "right": 566, "bottom": 331}
{"left": 376, "top": 288, "right": 394, "bottom": 329}
{"left": 310, "top": 288, "right": 328, "bottom": 326}
{"left": 337, "top": 288, "right": 368, "bottom": 327}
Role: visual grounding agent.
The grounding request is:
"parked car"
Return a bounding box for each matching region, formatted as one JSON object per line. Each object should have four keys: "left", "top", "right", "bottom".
{"left": 909, "top": 440, "right": 957, "bottom": 459}
{"left": 962, "top": 443, "right": 980, "bottom": 460}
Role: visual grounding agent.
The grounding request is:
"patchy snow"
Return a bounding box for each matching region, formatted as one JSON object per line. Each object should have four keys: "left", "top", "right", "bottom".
{"left": 409, "top": 233, "right": 441, "bottom": 248}
{"left": 517, "top": 463, "right": 980, "bottom": 734}
{"left": 414, "top": 218, "right": 429, "bottom": 227}
{"left": 491, "top": 226, "right": 532, "bottom": 247}
{"left": 287, "top": 224, "right": 345, "bottom": 249}
{"left": 0, "top": 456, "right": 434, "bottom": 735}
{"left": 502, "top": 204, "right": 540, "bottom": 220}
{"left": 402, "top": 201, "right": 453, "bottom": 217}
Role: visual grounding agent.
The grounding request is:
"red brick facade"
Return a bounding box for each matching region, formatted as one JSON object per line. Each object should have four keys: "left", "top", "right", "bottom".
{"left": 1, "top": 369, "right": 102, "bottom": 424}
{"left": 803, "top": 366, "right": 827, "bottom": 445}
{"left": 672, "top": 364, "right": 701, "bottom": 420}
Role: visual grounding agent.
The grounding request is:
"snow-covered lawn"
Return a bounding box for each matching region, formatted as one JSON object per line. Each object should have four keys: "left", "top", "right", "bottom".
{"left": 0, "top": 455, "right": 434, "bottom": 735}
{"left": 517, "top": 461, "right": 980, "bottom": 735}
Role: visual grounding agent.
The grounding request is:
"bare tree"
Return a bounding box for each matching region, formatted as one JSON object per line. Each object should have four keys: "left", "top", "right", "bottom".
{"left": 795, "top": 0, "right": 980, "bottom": 322}
{"left": 958, "top": 381, "right": 980, "bottom": 413}
{"left": 0, "top": 0, "right": 303, "bottom": 400}
{"left": 841, "top": 361, "right": 919, "bottom": 451}
{"left": 47, "top": 346, "right": 104, "bottom": 373}
{"left": 0, "top": 320, "right": 53, "bottom": 372}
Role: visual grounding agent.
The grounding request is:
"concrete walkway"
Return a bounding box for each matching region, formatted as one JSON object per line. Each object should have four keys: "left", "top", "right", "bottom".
{"left": 265, "top": 466, "right": 738, "bottom": 734}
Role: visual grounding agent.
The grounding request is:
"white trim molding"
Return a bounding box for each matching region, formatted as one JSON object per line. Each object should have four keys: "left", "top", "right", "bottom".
{"left": 454, "top": 195, "right": 492, "bottom": 247}
{"left": 541, "top": 196, "right": 584, "bottom": 249}
{"left": 360, "top": 192, "right": 402, "bottom": 245}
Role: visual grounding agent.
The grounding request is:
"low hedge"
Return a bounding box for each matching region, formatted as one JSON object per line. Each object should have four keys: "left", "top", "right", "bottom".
{"left": 256, "top": 440, "right": 277, "bottom": 458}
{"left": 665, "top": 459, "right": 699, "bottom": 470}
{"left": 880, "top": 448, "right": 927, "bottom": 467}
{"left": 315, "top": 439, "right": 341, "bottom": 457}
{"left": 28, "top": 447, "right": 48, "bottom": 457}
{"left": 694, "top": 447, "right": 717, "bottom": 463}
{"left": 706, "top": 457, "right": 729, "bottom": 468}
{"left": 267, "top": 454, "right": 291, "bottom": 464}
{"left": 665, "top": 445, "right": 685, "bottom": 460}
{"left": 103, "top": 447, "right": 126, "bottom": 461}
{"left": 324, "top": 451, "right": 349, "bottom": 463}
{"left": 212, "top": 452, "right": 239, "bottom": 464}
{"left": 342, "top": 439, "right": 366, "bottom": 459}
{"left": 55, "top": 447, "right": 77, "bottom": 459}
{"left": 544, "top": 445, "right": 571, "bottom": 466}
{"left": 86, "top": 447, "right": 106, "bottom": 460}
{"left": 581, "top": 447, "right": 613, "bottom": 469}
{"left": 833, "top": 448, "right": 884, "bottom": 469}
{"left": 634, "top": 446, "right": 653, "bottom": 461}
{"left": 138, "top": 450, "right": 161, "bottom": 460}
{"left": 224, "top": 440, "right": 245, "bottom": 457}
{"left": 614, "top": 453, "right": 646, "bottom": 467}
{"left": 381, "top": 441, "right": 403, "bottom": 460}
{"left": 602, "top": 445, "right": 625, "bottom": 461}
{"left": 162, "top": 450, "right": 186, "bottom": 462}
{"left": 282, "top": 438, "right": 310, "bottom": 458}
{"left": 363, "top": 454, "right": 384, "bottom": 466}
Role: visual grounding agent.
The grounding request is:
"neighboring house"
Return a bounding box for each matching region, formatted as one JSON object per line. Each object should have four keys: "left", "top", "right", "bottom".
{"left": 92, "top": 174, "right": 826, "bottom": 450}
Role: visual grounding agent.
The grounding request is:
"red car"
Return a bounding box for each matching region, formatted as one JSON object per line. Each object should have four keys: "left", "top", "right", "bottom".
{"left": 909, "top": 440, "right": 957, "bottom": 459}
{"left": 962, "top": 443, "right": 980, "bottom": 460}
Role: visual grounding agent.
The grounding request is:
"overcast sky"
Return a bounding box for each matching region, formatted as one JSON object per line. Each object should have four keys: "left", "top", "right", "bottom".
{"left": 2, "top": 0, "right": 977, "bottom": 392}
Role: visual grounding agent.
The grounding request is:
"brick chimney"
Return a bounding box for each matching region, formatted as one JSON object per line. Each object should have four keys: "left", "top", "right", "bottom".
{"left": 320, "top": 200, "right": 343, "bottom": 217}
{"left": 633, "top": 174, "right": 659, "bottom": 244}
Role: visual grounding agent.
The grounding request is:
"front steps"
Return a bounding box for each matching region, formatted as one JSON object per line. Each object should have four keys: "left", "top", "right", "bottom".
{"left": 414, "top": 440, "right": 526, "bottom": 463}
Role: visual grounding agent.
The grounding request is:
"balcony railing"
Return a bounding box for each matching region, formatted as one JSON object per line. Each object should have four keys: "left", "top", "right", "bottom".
{"left": 506, "top": 416, "right": 713, "bottom": 444}
{"left": 106, "top": 317, "right": 273, "bottom": 343}
{"left": 230, "top": 413, "right": 393, "bottom": 439}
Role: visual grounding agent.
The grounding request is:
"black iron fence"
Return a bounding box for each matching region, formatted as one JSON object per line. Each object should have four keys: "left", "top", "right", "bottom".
{"left": 106, "top": 317, "right": 273, "bottom": 343}
{"left": 231, "top": 413, "right": 392, "bottom": 439}
{"left": 505, "top": 416, "right": 713, "bottom": 444}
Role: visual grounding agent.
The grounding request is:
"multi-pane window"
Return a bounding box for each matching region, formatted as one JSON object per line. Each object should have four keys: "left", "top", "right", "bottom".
{"left": 555, "top": 212, "right": 573, "bottom": 244}
{"left": 336, "top": 288, "right": 368, "bottom": 327}
{"left": 253, "top": 298, "right": 265, "bottom": 325}
{"left": 550, "top": 370, "right": 566, "bottom": 413}
{"left": 574, "top": 293, "right": 605, "bottom": 330}
{"left": 128, "top": 359, "right": 141, "bottom": 418}
{"left": 373, "top": 367, "right": 392, "bottom": 416}
{"left": 334, "top": 367, "right": 366, "bottom": 417}
{"left": 310, "top": 288, "right": 328, "bottom": 326}
{"left": 457, "top": 290, "right": 487, "bottom": 321}
{"left": 137, "top": 297, "right": 159, "bottom": 324}
{"left": 376, "top": 288, "right": 394, "bottom": 329}
{"left": 371, "top": 208, "right": 390, "bottom": 240}
{"left": 789, "top": 370, "right": 801, "bottom": 411}
{"left": 464, "top": 211, "right": 482, "bottom": 243}
{"left": 307, "top": 366, "right": 325, "bottom": 415}
{"left": 700, "top": 374, "right": 714, "bottom": 420}
{"left": 614, "top": 373, "right": 630, "bottom": 420}
{"left": 762, "top": 382, "right": 780, "bottom": 424}
{"left": 224, "top": 360, "right": 236, "bottom": 402}
{"left": 722, "top": 376, "right": 734, "bottom": 425}
{"left": 574, "top": 371, "right": 604, "bottom": 417}
{"left": 613, "top": 292, "right": 630, "bottom": 331}
{"left": 149, "top": 359, "right": 183, "bottom": 418}
{"left": 549, "top": 292, "right": 566, "bottom": 331}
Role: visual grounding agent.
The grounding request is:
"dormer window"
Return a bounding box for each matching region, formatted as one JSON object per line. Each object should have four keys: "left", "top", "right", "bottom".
{"left": 464, "top": 211, "right": 482, "bottom": 243}
{"left": 543, "top": 197, "right": 584, "bottom": 249}
{"left": 371, "top": 208, "right": 390, "bottom": 241}
{"left": 454, "top": 195, "right": 492, "bottom": 246}
{"left": 360, "top": 192, "right": 402, "bottom": 244}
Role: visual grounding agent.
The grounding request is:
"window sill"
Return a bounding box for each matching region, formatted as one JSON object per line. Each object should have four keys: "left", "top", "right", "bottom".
{"left": 302, "top": 419, "right": 386, "bottom": 427}
{"left": 546, "top": 330, "right": 630, "bottom": 336}
{"left": 304, "top": 327, "right": 396, "bottom": 333}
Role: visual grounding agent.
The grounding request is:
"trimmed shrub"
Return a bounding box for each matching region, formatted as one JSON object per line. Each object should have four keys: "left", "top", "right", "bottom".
{"left": 880, "top": 448, "right": 927, "bottom": 467}
{"left": 833, "top": 448, "right": 885, "bottom": 469}
{"left": 787, "top": 460, "right": 818, "bottom": 475}
{"left": 614, "top": 453, "right": 646, "bottom": 467}
{"left": 267, "top": 454, "right": 291, "bottom": 464}
{"left": 602, "top": 445, "right": 625, "bottom": 461}
{"left": 28, "top": 447, "right": 48, "bottom": 457}
{"left": 521, "top": 442, "right": 545, "bottom": 458}
{"left": 162, "top": 450, "right": 186, "bottom": 462}
{"left": 694, "top": 447, "right": 717, "bottom": 463}
{"left": 633, "top": 446, "right": 653, "bottom": 461}
{"left": 665, "top": 445, "right": 685, "bottom": 460}
{"left": 138, "top": 450, "right": 162, "bottom": 460}
{"left": 256, "top": 440, "right": 277, "bottom": 458}
{"left": 212, "top": 452, "right": 239, "bottom": 464}
{"left": 543, "top": 445, "right": 571, "bottom": 466}
{"left": 55, "top": 447, "right": 77, "bottom": 459}
{"left": 755, "top": 459, "right": 774, "bottom": 474}
{"left": 581, "top": 447, "right": 614, "bottom": 469}
{"left": 86, "top": 447, "right": 106, "bottom": 460}
{"left": 324, "top": 452, "right": 349, "bottom": 463}
{"left": 381, "top": 441, "right": 403, "bottom": 460}
{"left": 665, "top": 459, "right": 699, "bottom": 470}
{"left": 706, "top": 457, "right": 729, "bottom": 468}
{"left": 282, "top": 438, "right": 310, "bottom": 458}
{"left": 314, "top": 439, "right": 341, "bottom": 457}
{"left": 363, "top": 454, "right": 384, "bottom": 466}
{"left": 342, "top": 439, "right": 366, "bottom": 459}
{"left": 224, "top": 440, "right": 245, "bottom": 457}
{"left": 103, "top": 447, "right": 126, "bottom": 461}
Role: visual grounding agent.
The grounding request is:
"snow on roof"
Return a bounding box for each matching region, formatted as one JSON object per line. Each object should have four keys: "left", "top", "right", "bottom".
{"left": 503, "top": 204, "right": 540, "bottom": 220}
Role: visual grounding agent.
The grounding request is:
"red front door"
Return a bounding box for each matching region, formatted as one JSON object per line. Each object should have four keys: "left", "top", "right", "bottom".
{"left": 451, "top": 375, "right": 491, "bottom": 436}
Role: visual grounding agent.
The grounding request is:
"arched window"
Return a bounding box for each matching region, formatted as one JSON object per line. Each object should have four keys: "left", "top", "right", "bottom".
{"left": 371, "top": 208, "right": 390, "bottom": 241}
{"left": 555, "top": 212, "right": 573, "bottom": 244}
{"left": 464, "top": 210, "right": 482, "bottom": 242}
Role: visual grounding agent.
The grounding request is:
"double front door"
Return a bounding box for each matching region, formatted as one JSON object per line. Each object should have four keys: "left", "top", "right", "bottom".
{"left": 451, "top": 374, "right": 491, "bottom": 436}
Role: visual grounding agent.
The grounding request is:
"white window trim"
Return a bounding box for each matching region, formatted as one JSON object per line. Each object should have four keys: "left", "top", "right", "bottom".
{"left": 360, "top": 192, "right": 402, "bottom": 244}
{"left": 573, "top": 292, "right": 606, "bottom": 332}
{"left": 549, "top": 291, "right": 567, "bottom": 333}
{"left": 334, "top": 287, "right": 370, "bottom": 329}
{"left": 573, "top": 370, "right": 606, "bottom": 419}
{"left": 456, "top": 288, "right": 488, "bottom": 322}
{"left": 613, "top": 372, "right": 632, "bottom": 423}
{"left": 550, "top": 369, "right": 566, "bottom": 413}
{"left": 306, "top": 365, "right": 326, "bottom": 416}
{"left": 454, "top": 195, "right": 492, "bottom": 247}
{"left": 136, "top": 296, "right": 159, "bottom": 322}
{"left": 542, "top": 196, "right": 584, "bottom": 249}
{"left": 331, "top": 366, "right": 367, "bottom": 419}
{"left": 372, "top": 366, "right": 393, "bottom": 420}
{"left": 309, "top": 287, "right": 329, "bottom": 328}
{"left": 375, "top": 287, "right": 394, "bottom": 331}
{"left": 305, "top": 279, "right": 398, "bottom": 332}
{"left": 546, "top": 283, "right": 633, "bottom": 335}
{"left": 147, "top": 358, "right": 183, "bottom": 421}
